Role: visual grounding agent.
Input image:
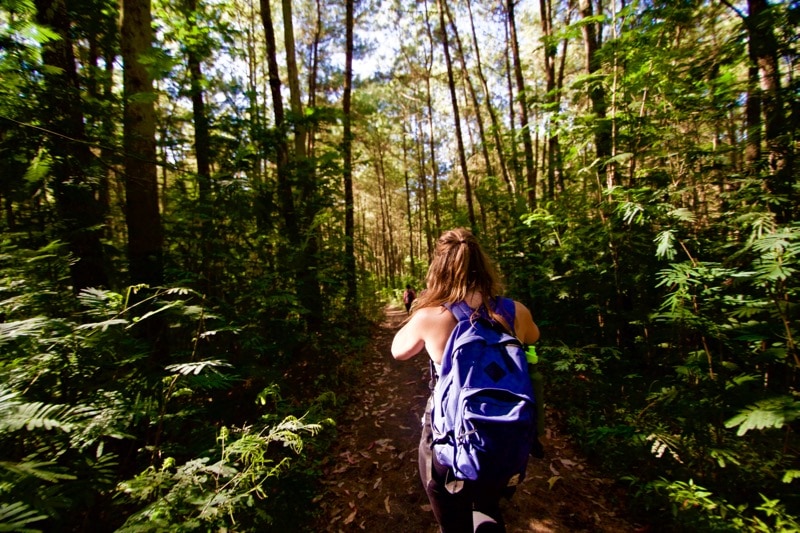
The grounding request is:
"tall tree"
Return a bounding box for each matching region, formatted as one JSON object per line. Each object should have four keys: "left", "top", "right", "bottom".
{"left": 260, "top": 0, "right": 296, "bottom": 241}
{"left": 422, "top": 0, "right": 442, "bottom": 236}
{"left": 436, "top": 0, "right": 476, "bottom": 229}
{"left": 580, "top": 0, "right": 614, "bottom": 190}
{"left": 466, "top": 0, "right": 512, "bottom": 193}
{"left": 34, "top": 0, "right": 109, "bottom": 291}
{"left": 539, "top": 0, "right": 561, "bottom": 199}
{"left": 444, "top": 1, "right": 495, "bottom": 187}
{"left": 506, "top": 0, "right": 536, "bottom": 209}
{"left": 723, "top": 0, "right": 795, "bottom": 221}
{"left": 121, "top": 0, "right": 163, "bottom": 286}
{"left": 343, "top": 0, "right": 357, "bottom": 307}
{"left": 181, "top": 0, "right": 213, "bottom": 291}
{"left": 281, "top": 0, "right": 322, "bottom": 330}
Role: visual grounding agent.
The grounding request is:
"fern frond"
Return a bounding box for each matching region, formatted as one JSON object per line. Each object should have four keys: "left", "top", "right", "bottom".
{"left": 0, "top": 318, "right": 49, "bottom": 346}
{"left": 0, "top": 501, "right": 46, "bottom": 533}
{"left": 77, "top": 288, "right": 124, "bottom": 317}
{"left": 725, "top": 396, "right": 800, "bottom": 436}
{"left": 165, "top": 359, "right": 233, "bottom": 376}
{"left": 0, "top": 459, "right": 76, "bottom": 482}
{"left": 75, "top": 319, "right": 129, "bottom": 332}
{"left": 0, "top": 397, "right": 87, "bottom": 433}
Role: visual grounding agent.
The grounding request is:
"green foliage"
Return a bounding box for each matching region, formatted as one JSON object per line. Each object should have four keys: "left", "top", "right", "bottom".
{"left": 725, "top": 396, "right": 800, "bottom": 436}
{"left": 0, "top": 239, "right": 341, "bottom": 530}
{"left": 638, "top": 479, "right": 800, "bottom": 532}
{"left": 506, "top": 173, "right": 799, "bottom": 528}
{"left": 116, "top": 413, "right": 331, "bottom": 531}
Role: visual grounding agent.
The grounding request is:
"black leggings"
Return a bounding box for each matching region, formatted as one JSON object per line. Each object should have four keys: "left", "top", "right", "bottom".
{"left": 418, "top": 398, "right": 507, "bottom": 533}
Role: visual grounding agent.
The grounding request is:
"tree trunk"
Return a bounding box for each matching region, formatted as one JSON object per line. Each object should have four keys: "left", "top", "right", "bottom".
{"left": 445, "top": 1, "right": 494, "bottom": 185}
{"left": 281, "top": 0, "right": 307, "bottom": 160}
{"left": 35, "top": 0, "right": 109, "bottom": 292}
{"left": 580, "top": 0, "right": 614, "bottom": 188}
{"left": 343, "top": 0, "right": 357, "bottom": 306}
{"left": 539, "top": 0, "right": 558, "bottom": 200}
{"left": 422, "top": 0, "right": 441, "bottom": 236}
{"left": 121, "top": 0, "right": 163, "bottom": 287}
{"left": 415, "top": 116, "right": 434, "bottom": 261}
{"left": 184, "top": 0, "right": 213, "bottom": 292}
{"left": 281, "top": 0, "right": 322, "bottom": 330}
{"left": 503, "top": 22, "right": 522, "bottom": 196}
{"left": 436, "top": 0, "right": 476, "bottom": 230}
{"left": 507, "top": 0, "right": 536, "bottom": 209}
{"left": 746, "top": 0, "right": 793, "bottom": 220}
{"left": 402, "top": 122, "right": 416, "bottom": 279}
{"left": 467, "top": 0, "right": 512, "bottom": 193}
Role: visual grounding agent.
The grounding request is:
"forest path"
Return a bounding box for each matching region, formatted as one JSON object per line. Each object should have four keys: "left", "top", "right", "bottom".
{"left": 311, "top": 306, "right": 640, "bottom": 532}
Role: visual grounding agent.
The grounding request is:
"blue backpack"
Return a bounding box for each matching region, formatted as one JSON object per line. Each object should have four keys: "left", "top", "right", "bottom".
{"left": 430, "top": 299, "right": 537, "bottom": 484}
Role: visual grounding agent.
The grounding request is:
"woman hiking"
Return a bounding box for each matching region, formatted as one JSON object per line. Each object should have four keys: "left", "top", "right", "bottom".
{"left": 391, "top": 228, "right": 540, "bottom": 532}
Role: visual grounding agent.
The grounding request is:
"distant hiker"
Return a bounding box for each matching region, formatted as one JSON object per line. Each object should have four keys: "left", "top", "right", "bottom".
{"left": 402, "top": 284, "right": 417, "bottom": 314}
{"left": 391, "top": 228, "right": 541, "bottom": 533}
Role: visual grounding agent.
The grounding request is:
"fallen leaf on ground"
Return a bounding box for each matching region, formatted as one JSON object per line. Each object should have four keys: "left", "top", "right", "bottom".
{"left": 384, "top": 496, "right": 391, "bottom": 513}
{"left": 344, "top": 508, "right": 357, "bottom": 525}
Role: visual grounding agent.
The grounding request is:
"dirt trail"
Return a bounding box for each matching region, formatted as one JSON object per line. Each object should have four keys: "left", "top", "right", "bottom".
{"left": 312, "top": 306, "right": 640, "bottom": 532}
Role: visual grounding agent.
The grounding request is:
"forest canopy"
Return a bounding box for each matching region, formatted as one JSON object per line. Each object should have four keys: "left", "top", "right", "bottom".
{"left": 0, "top": 0, "right": 798, "bottom": 530}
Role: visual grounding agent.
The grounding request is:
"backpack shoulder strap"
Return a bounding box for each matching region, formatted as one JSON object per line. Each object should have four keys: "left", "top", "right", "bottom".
{"left": 494, "top": 297, "right": 517, "bottom": 334}
{"left": 444, "top": 301, "right": 473, "bottom": 323}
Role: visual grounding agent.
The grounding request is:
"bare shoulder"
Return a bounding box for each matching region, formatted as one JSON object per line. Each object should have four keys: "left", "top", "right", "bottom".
{"left": 392, "top": 305, "right": 455, "bottom": 361}
{"left": 415, "top": 305, "right": 452, "bottom": 322}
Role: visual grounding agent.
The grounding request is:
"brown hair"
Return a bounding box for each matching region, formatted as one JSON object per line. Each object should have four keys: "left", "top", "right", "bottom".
{"left": 412, "top": 228, "right": 509, "bottom": 327}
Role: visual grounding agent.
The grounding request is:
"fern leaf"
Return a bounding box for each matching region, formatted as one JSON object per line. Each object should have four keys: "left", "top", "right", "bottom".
{"left": 782, "top": 470, "right": 800, "bottom": 484}
{"left": 1, "top": 400, "right": 83, "bottom": 433}
{"left": 725, "top": 396, "right": 800, "bottom": 436}
{"left": 0, "top": 318, "right": 49, "bottom": 345}
{"left": 654, "top": 230, "right": 676, "bottom": 260}
{"left": 0, "top": 501, "right": 46, "bottom": 533}
{"left": 76, "top": 318, "right": 129, "bottom": 332}
{"left": 0, "top": 459, "right": 77, "bottom": 482}
{"left": 165, "top": 359, "right": 233, "bottom": 376}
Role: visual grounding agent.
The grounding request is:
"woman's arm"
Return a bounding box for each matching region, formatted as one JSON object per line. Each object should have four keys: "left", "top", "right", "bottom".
{"left": 391, "top": 311, "right": 426, "bottom": 360}
{"left": 514, "top": 301, "right": 540, "bottom": 344}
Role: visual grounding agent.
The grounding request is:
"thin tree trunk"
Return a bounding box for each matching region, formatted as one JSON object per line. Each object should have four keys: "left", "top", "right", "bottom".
{"left": 423, "top": 0, "right": 441, "bottom": 235}
{"left": 467, "top": 0, "right": 512, "bottom": 193}
{"left": 306, "top": 0, "right": 322, "bottom": 156}
{"left": 436, "top": 0, "right": 476, "bottom": 230}
{"left": 507, "top": 0, "right": 536, "bottom": 209}
{"left": 260, "top": 0, "right": 293, "bottom": 238}
{"left": 184, "top": 0, "right": 213, "bottom": 292}
{"left": 343, "top": 0, "right": 357, "bottom": 306}
{"left": 35, "top": 0, "right": 109, "bottom": 292}
{"left": 555, "top": 6, "right": 571, "bottom": 194}
{"left": 540, "top": 0, "right": 557, "bottom": 201}
{"left": 415, "top": 115, "right": 434, "bottom": 261}
{"left": 580, "top": 0, "right": 614, "bottom": 189}
{"left": 504, "top": 22, "right": 522, "bottom": 194}
{"left": 281, "top": 0, "right": 306, "bottom": 159}
{"left": 402, "top": 122, "right": 416, "bottom": 279}
{"left": 744, "top": 0, "right": 793, "bottom": 219}
{"left": 444, "top": 2, "right": 495, "bottom": 185}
